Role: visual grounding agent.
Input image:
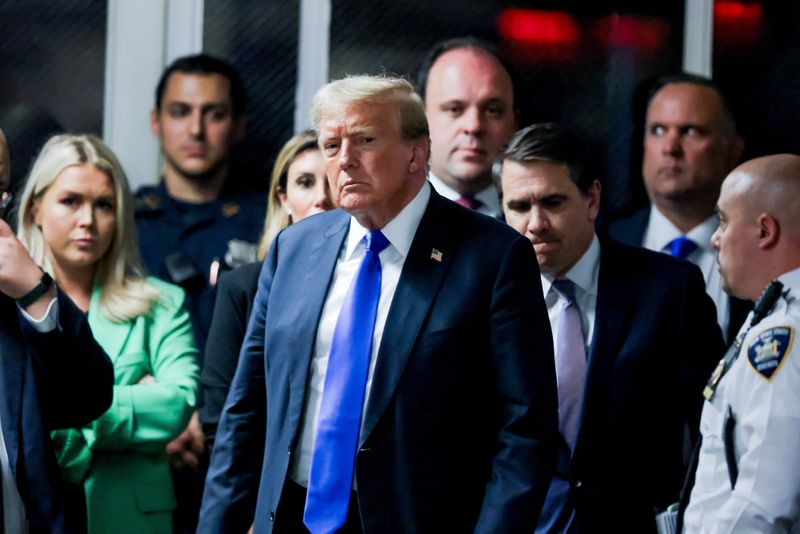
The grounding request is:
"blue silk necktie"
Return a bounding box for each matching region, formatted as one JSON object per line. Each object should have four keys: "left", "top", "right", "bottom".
{"left": 303, "top": 230, "right": 390, "bottom": 534}
{"left": 668, "top": 236, "right": 698, "bottom": 260}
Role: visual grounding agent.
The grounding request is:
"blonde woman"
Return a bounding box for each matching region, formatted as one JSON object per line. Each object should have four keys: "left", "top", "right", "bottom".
{"left": 201, "top": 131, "right": 331, "bottom": 449}
{"left": 17, "top": 134, "right": 199, "bottom": 533}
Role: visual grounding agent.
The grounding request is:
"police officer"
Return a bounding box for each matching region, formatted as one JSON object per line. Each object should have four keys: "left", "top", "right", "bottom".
{"left": 137, "top": 54, "right": 265, "bottom": 355}
{"left": 136, "top": 53, "right": 265, "bottom": 534}
{"left": 684, "top": 154, "right": 800, "bottom": 531}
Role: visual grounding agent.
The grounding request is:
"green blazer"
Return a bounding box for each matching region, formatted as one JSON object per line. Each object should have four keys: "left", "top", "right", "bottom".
{"left": 53, "top": 278, "right": 199, "bottom": 534}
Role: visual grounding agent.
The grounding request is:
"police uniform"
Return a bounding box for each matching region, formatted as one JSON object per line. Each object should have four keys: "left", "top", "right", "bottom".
{"left": 684, "top": 266, "right": 800, "bottom": 532}
{"left": 135, "top": 182, "right": 266, "bottom": 356}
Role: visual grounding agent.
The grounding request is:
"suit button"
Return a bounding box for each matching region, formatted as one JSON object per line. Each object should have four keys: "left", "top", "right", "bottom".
{"left": 269, "top": 510, "right": 275, "bottom": 521}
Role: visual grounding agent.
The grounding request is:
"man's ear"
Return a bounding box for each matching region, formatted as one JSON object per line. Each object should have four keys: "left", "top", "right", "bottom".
{"left": 233, "top": 115, "right": 247, "bottom": 143}
{"left": 408, "top": 139, "right": 430, "bottom": 174}
{"left": 757, "top": 212, "right": 779, "bottom": 249}
{"left": 150, "top": 108, "right": 161, "bottom": 139}
{"left": 587, "top": 180, "right": 602, "bottom": 223}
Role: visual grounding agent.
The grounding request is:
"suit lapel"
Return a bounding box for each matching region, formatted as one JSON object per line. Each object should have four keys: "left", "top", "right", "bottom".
{"left": 88, "top": 289, "right": 134, "bottom": 363}
{"left": 360, "top": 193, "right": 452, "bottom": 445}
{"left": 575, "top": 243, "right": 635, "bottom": 450}
{"left": 287, "top": 213, "right": 350, "bottom": 423}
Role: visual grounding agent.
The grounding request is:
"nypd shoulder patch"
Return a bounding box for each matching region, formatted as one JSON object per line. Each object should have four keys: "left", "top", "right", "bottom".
{"left": 747, "top": 326, "right": 795, "bottom": 381}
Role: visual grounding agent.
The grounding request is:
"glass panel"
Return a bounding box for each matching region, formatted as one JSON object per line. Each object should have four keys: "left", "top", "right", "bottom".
{"left": 204, "top": 0, "right": 300, "bottom": 195}
{"left": 0, "top": 0, "right": 106, "bottom": 192}
{"left": 713, "top": 1, "right": 800, "bottom": 160}
{"left": 329, "top": 1, "right": 685, "bottom": 217}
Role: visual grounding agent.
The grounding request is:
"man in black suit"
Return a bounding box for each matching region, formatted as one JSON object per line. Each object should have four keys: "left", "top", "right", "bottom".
{"left": 0, "top": 128, "right": 114, "bottom": 533}
{"left": 607, "top": 73, "right": 749, "bottom": 343}
{"left": 496, "top": 123, "right": 725, "bottom": 532}
{"left": 198, "top": 75, "right": 558, "bottom": 533}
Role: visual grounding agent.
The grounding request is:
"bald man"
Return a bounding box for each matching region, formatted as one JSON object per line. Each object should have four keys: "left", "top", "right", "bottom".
{"left": 683, "top": 154, "right": 800, "bottom": 531}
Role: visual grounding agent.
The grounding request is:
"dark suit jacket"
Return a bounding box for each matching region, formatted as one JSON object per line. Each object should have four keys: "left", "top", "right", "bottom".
{"left": 606, "top": 206, "right": 751, "bottom": 344}
{"left": 0, "top": 289, "right": 113, "bottom": 533}
{"left": 540, "top": 240, "right": 725, "bottom": 533}
{"left": 200, "top": 261, "right": 262, "bottom": 451}
{"left": 199, "top": 190, "right": 559, "bottom": 533}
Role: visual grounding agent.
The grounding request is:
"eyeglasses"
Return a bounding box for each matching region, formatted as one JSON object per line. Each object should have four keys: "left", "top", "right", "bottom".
{"left": 0, "top": 190, "right": 13, "bottom": 219}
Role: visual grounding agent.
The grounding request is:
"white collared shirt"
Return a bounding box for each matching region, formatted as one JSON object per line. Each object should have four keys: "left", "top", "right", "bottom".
{"left": 642, "top": 206, "right": 729, "bottom": 335}
{"left": 540, "top": 235, "right": 601, "bottom": 356}
{"left": 428, "top": 172, "right": 502, "bottom": 219}
{"left": 289, "top": 183, "right": 431, "bottom": 487}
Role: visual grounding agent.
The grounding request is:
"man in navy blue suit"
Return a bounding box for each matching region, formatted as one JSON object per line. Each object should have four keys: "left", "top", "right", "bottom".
{"left": 0, "top": 128, "right": 114, "bottom": 533}
{"left": 496, "top": 123, "right": 725, "bottom": 532}
{"left": 199, "top": 75, "right": 558, "bottom": 533}
{"left": 607, "top": 73, "right": 749, "bottom": 344}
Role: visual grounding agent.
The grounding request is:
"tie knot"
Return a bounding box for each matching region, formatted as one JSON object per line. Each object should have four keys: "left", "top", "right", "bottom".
{"left": 551, "top": 278, "right": 577, "bottom": 304}
{"left": 668, "top": 236, "right": 698, "bottom": 260}
{"left": 365, "top": 230, "right": 390, "bottom": 254}
{"left": 455, "top": 195, "right": 483, "bottom": 210}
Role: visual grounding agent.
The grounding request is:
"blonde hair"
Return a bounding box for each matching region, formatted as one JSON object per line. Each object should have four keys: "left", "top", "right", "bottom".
{"left": 258, "top": 131, "right": 319, "bottom": 259}
{"left": 17, "top": 134, "right": 160, "bottom": 322}
{"left": 311, "top": 75, "right": 429, "bottom": 142}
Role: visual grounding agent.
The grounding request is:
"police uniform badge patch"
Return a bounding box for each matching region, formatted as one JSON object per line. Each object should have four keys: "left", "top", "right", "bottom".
{"left": 747, "top": 326, "right": 794, "bottom": 380}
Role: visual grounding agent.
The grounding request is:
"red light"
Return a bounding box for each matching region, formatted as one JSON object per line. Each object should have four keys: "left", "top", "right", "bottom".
{"left": 715, "top": 1, "right": 762, "bottom": 20}
{"left": 593, "top": 15, "right": 669, "bottom": 51}
{"left": 498, "top": 9, "right": 580, "bottom": 46}
{"left": 714, "top": 1, "right": 762, "bottom": 48}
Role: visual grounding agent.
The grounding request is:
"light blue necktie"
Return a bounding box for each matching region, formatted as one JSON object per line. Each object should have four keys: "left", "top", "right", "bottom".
{"left": 668, "top": 236, "right": 698, "bottom": 260}
{"left": 304, "top": 230, "right": 390, "bottom": 534}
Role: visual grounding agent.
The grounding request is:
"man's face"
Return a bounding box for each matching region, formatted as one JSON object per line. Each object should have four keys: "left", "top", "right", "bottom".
{"left": 643, "top": 82, "right": 739, "bottom": 212}
{"left": 151, "top": 72, "right": 243, "bottom": 181}
{"left": 425, "top": 48, "right": 516, "bottom": 193}
{"left": 501, "top": 159, "right": 599, "bottom": 277}
{"left": 711, "top": 173, "right": 760, "bottom": 300}
{"left": 318, "top": 101, "right": 427, "bottom": 227}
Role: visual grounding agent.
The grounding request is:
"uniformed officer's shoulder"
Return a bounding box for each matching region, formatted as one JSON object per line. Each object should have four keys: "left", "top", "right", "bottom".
{"left": 743, "top": 293, "right": 798, "bottom": 382}
{"left": 218, "top": 191, "right": 267, "bottom": 220}
{"left": 134, "top": 185, "right": 165, "bottom": 215}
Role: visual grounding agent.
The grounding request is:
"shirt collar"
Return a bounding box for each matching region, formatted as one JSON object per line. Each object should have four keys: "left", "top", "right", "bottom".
{"left": 427, "top": 172, "right": 502, "bottom": 215}
{"left": 541, "top": 233, "right": 601, "bottom": 297}
{"left": 646, "top": 205, "right": 717, "bottom": 253}
{"left": 345, "top": 181, "right": 431, "bottom": 260}
{"left": 779, "top": 266, "right": 800, "bottom": 296}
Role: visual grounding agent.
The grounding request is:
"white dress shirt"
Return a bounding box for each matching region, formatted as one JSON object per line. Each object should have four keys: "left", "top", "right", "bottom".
{"left": 642, "top": 206, "right": 729, "bottom": 335}
{"left": 428, "top": 172, "right": 502, "bottom": 219}
{"left": 540, "top": 235, "right": 601, "bottom": 360}
{"left": 289, "top": 183, "right": 431, "bottom": 487}
{"left": 0, "top": 298, "right": 59, "bottom": 534}
{"left": 684, "top": 267, "right": 800, "bottom": 532}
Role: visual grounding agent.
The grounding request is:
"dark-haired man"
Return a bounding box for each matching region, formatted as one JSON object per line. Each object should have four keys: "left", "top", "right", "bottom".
{"left": 416, "top": 38, "right": 516, "bottom": 218}
{"left": 608, "top": 73, "right": 749, "bottom": 343}
{"left": 135, "top": 53, "right": 265, "bottom": 534}
{"left": 136, "top": 53, "right": 265, "bottom": 354}
{"left": 497, "top": 123, "right": 724, "bottom": 532}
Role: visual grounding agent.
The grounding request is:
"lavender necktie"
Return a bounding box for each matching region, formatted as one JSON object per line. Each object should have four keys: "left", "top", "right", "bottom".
{"left": 552, "top": 278, "right": 587, "bottom": 450}
{"left": 667, "top": 236, "right": 698, "bottom": 260}
{"left": 304, "top": 230, "right": 390, "bottom": 534}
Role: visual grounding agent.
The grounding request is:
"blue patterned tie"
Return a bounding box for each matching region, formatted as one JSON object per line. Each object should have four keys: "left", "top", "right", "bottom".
{"left": 668, "top": 236, "right": 698, "bottom": 260}
{"left": 304, "top": 230, "right": 390, "bottom": 534}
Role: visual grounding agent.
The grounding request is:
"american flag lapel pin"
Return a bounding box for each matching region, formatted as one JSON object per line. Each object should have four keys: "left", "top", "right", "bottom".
{"left": 430, "top": 248, "right": 443, "bottom": 262}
